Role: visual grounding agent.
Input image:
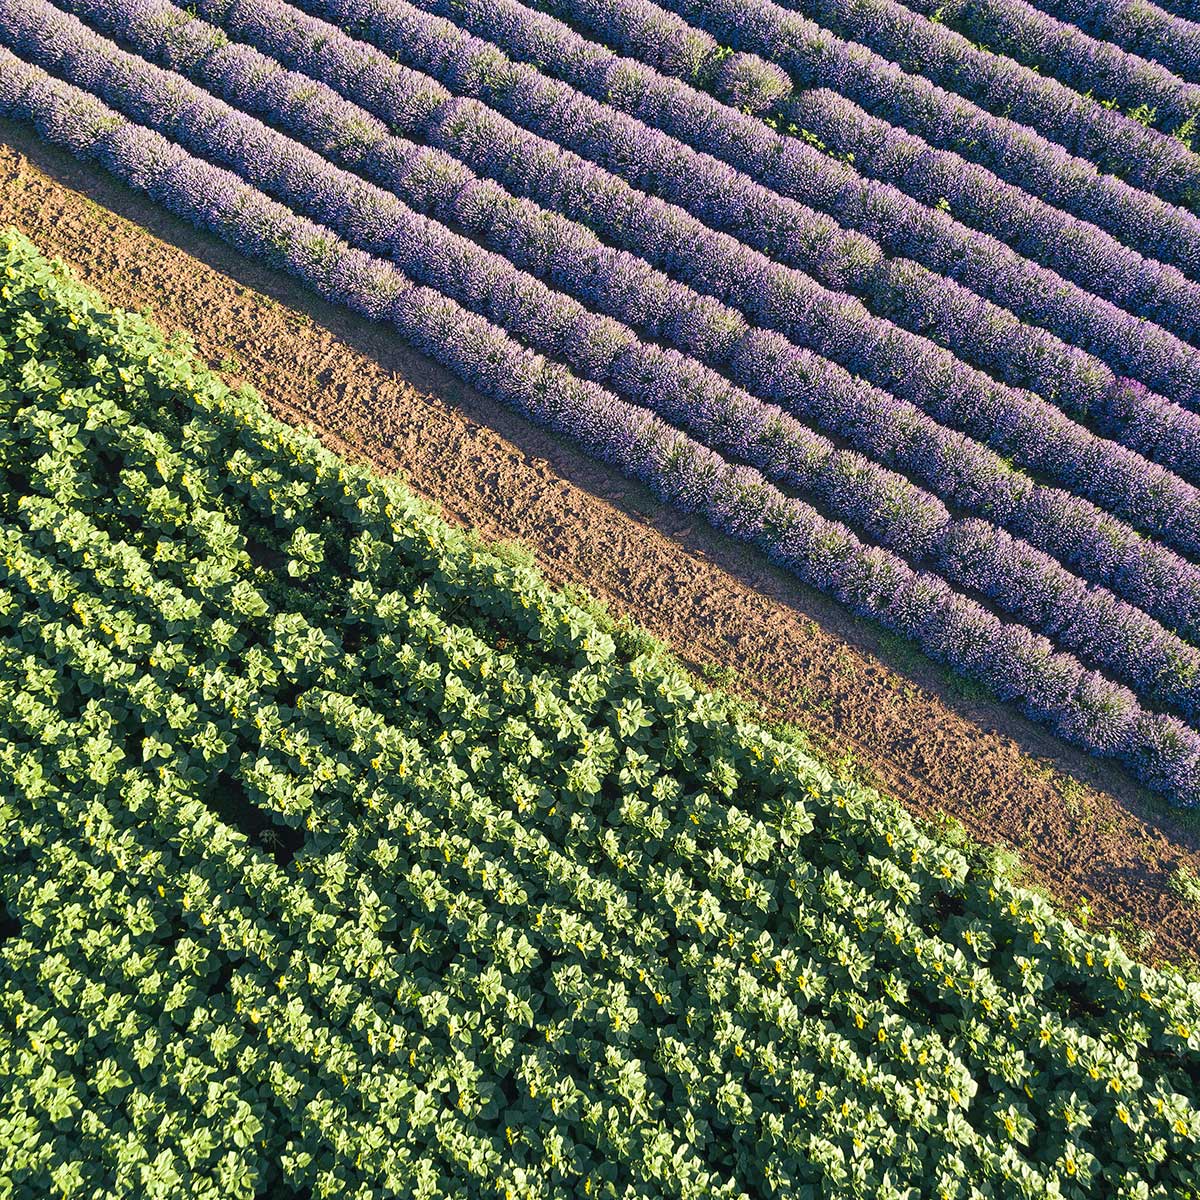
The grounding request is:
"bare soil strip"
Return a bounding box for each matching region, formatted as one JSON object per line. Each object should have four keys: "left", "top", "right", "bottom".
{"left": 4, "top": 123, "right": 1199, "bottom": 965}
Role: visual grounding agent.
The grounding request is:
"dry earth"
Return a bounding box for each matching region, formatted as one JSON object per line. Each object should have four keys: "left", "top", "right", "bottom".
{"left": 4, "top": 123, "right": 1199, "bottom": 965}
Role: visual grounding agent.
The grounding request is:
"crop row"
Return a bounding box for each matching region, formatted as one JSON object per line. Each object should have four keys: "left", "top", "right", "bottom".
{"left": 2, "top": 242, "right": 1199, "bottom": 1198}
{"left": 655, "top": 0, "right": 1200, "bottom": 238}
{"left": 3, "top": 55, "right": 1199, "bottom": 803}
{"left": 24, "top": 0, "right": 1200, "bottom": 724}
{"left": 782, "top": 87, "right": 1200, "bottom": 350}
{"left": 29, "top": 0, "right": 1200, "bottom": 696}
{"left": 899, "top": 0, "right": 1200, "bottom": 124}
{"left": 150, "top": 0, "right": 1200, "bottom": 646}
{"left": 488, "top": 0, "right": 1200, "bottom": 364}
{"left": 508, "top": 0, "right": 1200, "bottom": 282}
{"left": 1038, "top": 0, "right": 1200, "bottom": 81}
{"left": 539, "top": 0, "right": 1200, "bottom": 329}
{"left": 258, "top": 0, "right": 1200, "bottom": 542}
{"left": 308, "top": 0, "right": 1200, "bottom": 419}
{"left": 762, "top": 0, "right": 1200, "bottom": 160}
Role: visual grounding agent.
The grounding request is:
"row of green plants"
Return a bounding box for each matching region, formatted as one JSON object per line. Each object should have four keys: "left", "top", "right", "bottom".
{"left": 1, "top": 228, "right": 1198, "bottom": 1198}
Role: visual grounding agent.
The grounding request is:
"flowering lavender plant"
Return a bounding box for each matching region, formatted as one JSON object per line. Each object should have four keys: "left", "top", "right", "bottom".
{"left": 657, "top": 0, "right": 1200, "bottom": 223}
{"left": 113, "top": 0, "right": 1200, "bottom": 636}
{"left": 900, "top": 0, "right": 1200, "bottom": 138}
{"left": 766, "top": 0, "right": 1200, "bottom": 168}
{"left": 1038, "top": 0, "right": 1200, "bottom": 82}
{"left": 347, "top": 0, "right": 1200, "bottom": 399}
{"left": 56, "top": 0, "right": 1200, "bottom": 647}
{"left": 712, "top": 53, "right": 792, "bottom": 114}
{"left": 270, "top": 0, "right": 1200, "bottom": 551}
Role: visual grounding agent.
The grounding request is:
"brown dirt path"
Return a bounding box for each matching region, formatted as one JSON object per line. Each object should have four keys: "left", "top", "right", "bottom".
{"left": 3, "top": 123, "right": 1199, "bottom": 965}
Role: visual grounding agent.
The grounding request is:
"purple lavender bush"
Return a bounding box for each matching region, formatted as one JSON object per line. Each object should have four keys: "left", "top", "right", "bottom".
{"left": 506, "top": 0, "right": 1200, "bottom": 294}
{"left": 931, "top": 520, "right": 1200, "bottom": 722}
{"left": 900, "top": 0, "right": 1200, "bottom": 135}
{"left": 1038, "top": 0, "right": 1200, "bottom": 83}
{"left": 341, "top": 0, "right": 1200, "bottom": 389}
{"left": 263, "top": 0, "right": 1200, "bottom": 552}
{"left": 107, "top": 0, "right": 1200, "bottom": 637}
{"left": 655, "top": 0, "right": 1200, "bottom": 215}
{"left": 713, "top": 53, "right": 792, "bottom": 114}
{"left": 762, "top": 0, "right": 1200, "bottom": 163}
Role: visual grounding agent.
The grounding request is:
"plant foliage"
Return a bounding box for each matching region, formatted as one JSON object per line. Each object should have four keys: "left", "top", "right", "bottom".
{"left": 1, "top": 232, "right": 1200, "bottom": 1200}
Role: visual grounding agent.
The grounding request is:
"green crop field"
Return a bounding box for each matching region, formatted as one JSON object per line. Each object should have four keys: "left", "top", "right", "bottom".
{"left": 2, "top": 229, "right": 1199, "bottom": 1198}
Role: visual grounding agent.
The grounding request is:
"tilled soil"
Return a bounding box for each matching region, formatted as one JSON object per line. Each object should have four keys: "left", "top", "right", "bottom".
{"left": 4, "top": 124, "right": 1199, "bottom": 965}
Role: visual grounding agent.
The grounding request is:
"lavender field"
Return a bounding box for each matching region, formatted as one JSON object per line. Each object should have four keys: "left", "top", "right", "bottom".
{"left": 3, "top": 0, "right": 1200, "bottom": 803}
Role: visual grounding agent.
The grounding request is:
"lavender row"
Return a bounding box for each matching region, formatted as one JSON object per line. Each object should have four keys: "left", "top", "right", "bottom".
{"left": 286, "top": 0, "right": 1200, "bottom": 552}
{"left": 87, "top": 0, "right": 1200, "bottom": 649}
{"left": 6, "top": 1, "right": 956, "bottom": 557}
{"left": 1147, "top": 0, "right": 1200, "bottom": 23}
{"left": 652, "top": 0, "right": 1200, "bottom": 261}
{"left": 338, "top": 0, "right": 1200, "bottom": 412}
{"left": 783, "top": 86, "right": 1200, "bottom": 367}
{"left": 576, "top": 0, "right": 1200, "bottom": 281}
{"left": 3, "top": 51, "right": 1197, "bottom": 804}
{"left": 933, "top": 518, "right": 1200, "bottom": 726}
{"left": 1037, "top": 0, "right": 1200, "bottom": 82}
{"left": 179, "top": 0, "right": 1200, "bottom": 640}
{"left": 511, "top": 0, "right": 1200, "bottom": 486}
{"left": 548, "top": 0, "right": 1200, "bottom": 171}
{"left": 84, "top": 0, "right": 1200, "bottom": 470}
{"left": 770, "top": 0, "right": 1200, "bottom": 173}
{"left": 529, "top": 0, "right": 1200, "bottom": 339}
{"left": 899, "top": 0, "right": 1200, "bottom": 126}
{"left": 46, "top": 0, "right": 1200, "bottom": 718}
